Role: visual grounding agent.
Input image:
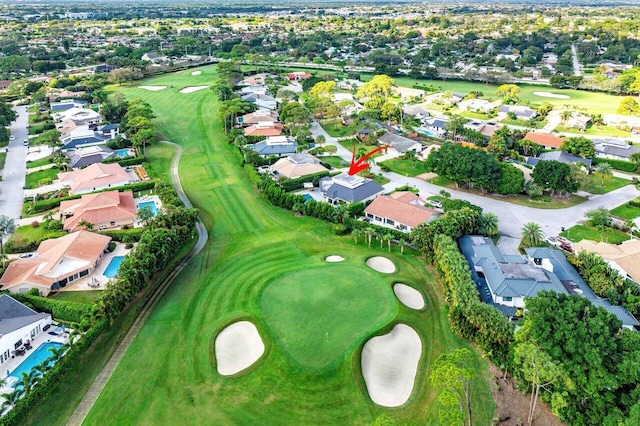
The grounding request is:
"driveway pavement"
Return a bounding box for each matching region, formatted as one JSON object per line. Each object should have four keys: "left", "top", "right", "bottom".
{"left": 0, "top": 105, "right": 29, "bottom": 223}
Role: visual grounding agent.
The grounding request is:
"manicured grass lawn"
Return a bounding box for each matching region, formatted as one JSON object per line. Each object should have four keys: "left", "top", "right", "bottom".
{"left": 555, "top": 124, "right": 630, "bottom": 137}
{"left": 321, "top": 120, "right": 356, "bottom": 138}
{"left": 6, "top": 224, "right": 66, "bottom": 253}
{"left": 500, "top": 118, "right": 546, "bottom": 129}
{"left": 26, "top": 154, "right": 54, "bottom": 169}
{"left": 24, "top": 167, "right": 59, "bottom": 189}
{"left": 582, "top": 174, "right": 629, "bottom": 194}
{"left": 381, "top": 158, "right": 429, "bottom": 177}
{"left": 366, "top": 172, "right": 390, "bottom": 185}
{"left": 458, "top": 111, "right": 492, "bottom": 120}
{"left": 0, "top": 152, "right": 6, "bottom": 170}
{"left": 73, "top": 66, "right": 495, "bottom": 426}
{"left": 610, "top": 198, "right": 640, "bottom": 220}
{"left": 320, "top": 155, "right": 348, "bottom": 169}
{"left": 560, "top": 224, "right": 630, "bottom": 244}
{"left": 51, "top": 291, "right": 102, "bottom": 304}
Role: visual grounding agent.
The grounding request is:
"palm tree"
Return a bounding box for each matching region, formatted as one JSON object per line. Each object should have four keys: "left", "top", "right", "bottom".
{"left": 480, "top": 213, "right": 499, "bottom": 237}
{"left": 33, "top": 360, "right": 50, "bottom": 377}
{"left": 398, "top": 238, "right": 407, "bottom": 254}
{"left": 365, "top": 227, "right": 375, "bottom": 248}
{"left": 560, "top": 110, "right": 572, "bottom": 125}
{"left": 16, "top": 370, "right": 39, "bottom": 395}
{"left": 594, "top": 162, "right": 613, "bottom": 186}
{"left": 383, "top": 233, "right": 393, "bottom": 252}
{"left": 352, "top": 228, "right": 363, "bottom": 244}
{"left": 1, "top": 389, "right": 23, "bottom": 411}
{"left": 0, "top": 215, "right": 15, "bottom": 269}
{"left": 521, "top": 222, "right": 543, "bottom": 247}
{"left": 46, "top": 344, "right": 69, "bottom": 363}
{"left": 439, "top": 190, "right": 451, "bottom": 199}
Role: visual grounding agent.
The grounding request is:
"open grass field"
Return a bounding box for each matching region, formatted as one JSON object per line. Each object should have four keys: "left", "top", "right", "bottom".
{"left": 582, "top": 174, "right": 630, "bottom": 195}
{"left": 381, "top": 157, "right": 429, "bottom": 177}
{"left": 610, "top": 198, "right": 640, "bottom": 220}
{"left": 6, "top": 224, "right": 66, "bottom": 253}
{"left": 75, "top": 65, "right": 496, "bottom": 425}
{"left": 51, "top": 290, "right": 102, "bottom": 304}
{"left": 560, "top": 224, "right": 630, "bottom": 244}
{"left": 24, "top": 167, "right": 59, "bottom": 189}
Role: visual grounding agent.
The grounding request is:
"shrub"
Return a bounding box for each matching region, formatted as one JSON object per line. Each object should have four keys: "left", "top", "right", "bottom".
{"left": 10, "top": 294, "right": 92, "bottom": 323}
{"left": 107, "top": 242, "right": 117, "bottom": 252}
{"left": 592, "top": 157, "right": 639, "bottom": 173}
{"left": 332, "top": 224, "right": 348, "bottom": 235}
{"left": 30, "top": 221, "right": 39, "bottom": 228}
{"left": 99, "top": 228, "right": 144, "bottom": 242}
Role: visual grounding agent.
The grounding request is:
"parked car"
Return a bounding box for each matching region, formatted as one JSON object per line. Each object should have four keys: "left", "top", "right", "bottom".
{"left": 545, "top": 236, "right": 562, "bottom": 247}
{"left": 557, "top": 236, "right": 571, "bottom": 245}
{"left": 560, "top": 243, "right": 574, "bottom": 253}
{"left": 9, "top": 135, "right": 14, "bottom": 140}
{"left": 23, "top": 139, "right": 29, "bottom": 146}
{"left": 18, "top": 253, "right": 35, "bottom": 259}
{"left": 427, "top": 199, "right": 442, "bottom": 208}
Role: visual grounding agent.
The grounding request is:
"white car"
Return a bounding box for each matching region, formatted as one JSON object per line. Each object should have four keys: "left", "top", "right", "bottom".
{"left": 427, "top": 199, "right": 442, "bottom": 209}
{"left": 9, "top": 135, "right": 14, "bottom": 140}
{"left": 545, "top": 236, "right": 563, "bottom": 247}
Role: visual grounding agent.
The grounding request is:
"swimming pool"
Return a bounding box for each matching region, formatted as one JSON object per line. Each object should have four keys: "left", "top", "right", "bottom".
{"left": 416, "top": 127, "right": 438, "bottom": 138}
{"left": 10, "top": 342, "right": 64, "bottom": 380}
{"left": 138, "top": 201, "right": 159, "bottom": 216}
{"left": 115, "top": 148, "right": 132, "bottom": 157}
{"left": 104, "top": 256, "right": 125, "bottom": 278}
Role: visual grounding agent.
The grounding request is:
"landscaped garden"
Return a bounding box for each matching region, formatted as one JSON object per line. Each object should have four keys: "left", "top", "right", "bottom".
{"left": 610, "top": 198, "right": 640, "bottom": 220}
{"left": 24, "top": 167, "right": 59, "bottom": 189}
{"left": 581, "top": 174, "right": 630, "bottom": 195}
{"left": 560, "top": 224, "right": 630, "bottom": 244}
{"left": 381, "top": 157, "right": 429, "bottom": 177}
{"left": 49, "top": 66, "right": 496, "bottom": 426}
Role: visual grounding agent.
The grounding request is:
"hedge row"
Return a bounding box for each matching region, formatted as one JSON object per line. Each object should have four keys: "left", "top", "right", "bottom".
{"left": 279, "top": 171, "right": 330, "bottom": 192}
{"left": 98, "top": 227, "right": 144, "bottom": 242}
{"left": 629, "top": 200, "right": 640, "bottom": 209}
{"left": 592, "top": 157, "right": 640, "bottom": 173}
{"left": 10, "top": 294, "right": 91, "bottom": 324}
{"left": 102, "top": 156, "right": 145, "bottom": 168}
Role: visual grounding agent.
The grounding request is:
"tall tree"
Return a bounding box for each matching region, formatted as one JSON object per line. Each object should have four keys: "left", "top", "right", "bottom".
{"left": 430, "top": 348, "right": 476, "bottom": 426}
{"left": 594, "top": 162, "right": 613, "bottom": 186}
{"left": 521, "top": 221, "right": 543, "bottom": 247}
{"left": 0, "top": 215, "right": 16, "bottom": 269}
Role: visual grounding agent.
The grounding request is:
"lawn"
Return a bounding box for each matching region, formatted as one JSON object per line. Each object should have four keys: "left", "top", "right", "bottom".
{"left": 560, "top": 224, "right": 630, "bottom": 244}
{"left": 610, "top": 198, "right": 640, "bottom": 220}
{"left": 381, "top": 158, "right": 429, "bottom": 177}
{"left": 321, "top": 120, "right": 356, "bottom": 138}
{"left": 51, "top": 291, "right": 102, "bottom": 304}
{"left": 458, "top": 111, "right": 493, "bottom": 120}
{"left": 69, "top": 66, "right": 495, "bottom": 426}
{"left": 0, "top": 152, "right": 5, "bottom": 170}
{"left": 26, "top": 154, "right": 55, "bottom": 169}
{"left": 500, "top": 118, "right": 546, "bottom": 129}
{"left": 320, "top": 155, "right": 349, "bottom": 169}
{"left": 582, "top": 174, "right": 629, "bottom": 195}
{"left": 555, "top": 124, "right": 630, "bottom": 137}
{"left": 6, "top": 224, "right": 66, "bottom": 253}
{"left": 24, "top": 167, "right": 59, "bottom": 189}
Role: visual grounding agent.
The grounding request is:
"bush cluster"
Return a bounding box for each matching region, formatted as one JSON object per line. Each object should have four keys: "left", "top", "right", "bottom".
{"left": 592, "top": 157, "right": 639, "bottom": 173}
{"left": 10, "top": 294, "right": 91, "bottom": 323}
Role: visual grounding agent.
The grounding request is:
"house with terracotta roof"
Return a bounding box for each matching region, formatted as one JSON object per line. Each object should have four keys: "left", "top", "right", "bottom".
{"left": 287, "top": 72, "right": 312, "bottom": 81}
{"left": 523, "top": 132, "right": 564, "bottom": 149}
{"left": 58, "top": 163, "right": 132, "bottom": 195}
{"left": 238, "top": 109, "right": 279, "bottom": 126}
{"left": 365, "top": 192, "right": 439, "bottom": 232}
{"left": 244, "top": 122, "right": 284, "bottom": 137}
{"left": 270, "top": 153, "right": 328, "bottom": 179}
{"left": 574, "top": 239, "right": 640, "bottom": 284}
{"left": 60, "top": 190, "right": 136, "bottom": 231}
{"left": 0, "top": 231, "right": 112, "bottom": 296}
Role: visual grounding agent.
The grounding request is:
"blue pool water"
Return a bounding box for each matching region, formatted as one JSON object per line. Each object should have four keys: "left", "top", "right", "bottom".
{"left": 138, "top": 201, "right": 159, "bottom": 216}
{"left": 115, "top": 148, "right": 132, "bottom": 157}
{"left": 416, "top": 127, "right": 438, "bottom": 138}
{"left": 303, "top": 194, "right": 313, "bottom": 201}
{"left": 104, "top": 256, "right": 125, "bottom": 278}
{"left": 10, "top": 342, "right": 64, "bottom": 380}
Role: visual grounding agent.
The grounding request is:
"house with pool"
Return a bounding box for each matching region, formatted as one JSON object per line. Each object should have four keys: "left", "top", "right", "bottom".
{"left": 60, "top": 190, "right": 136, "bottom": 232}
{"left": 0, "top": 231, "right": 112, "bottom": 296}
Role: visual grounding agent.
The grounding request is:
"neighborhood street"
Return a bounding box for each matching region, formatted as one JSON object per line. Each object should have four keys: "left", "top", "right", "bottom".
{"left": 0, "top": 105, "right": 29, "bottom": 224}
{"left": 310, "top": 119, "right": 640, "bottom": 239}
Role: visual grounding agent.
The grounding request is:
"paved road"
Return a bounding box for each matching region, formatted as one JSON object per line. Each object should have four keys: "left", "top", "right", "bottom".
{"left": 67, "top": 141, "right": 208, "bottom": 426}
{"left": 571, "top": 44, "right": 582, "bottom": 76}
{"left": 0, "top": 105, "right": 29, "bottom": 224}
{"left": 309, "top": 119, "right": 640, "bottom": 239}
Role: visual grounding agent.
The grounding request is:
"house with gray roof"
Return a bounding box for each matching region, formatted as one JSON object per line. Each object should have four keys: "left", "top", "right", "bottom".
{"left": 65, "top": 145, "right": 115, "bottom": 169}
{"left": 377, "top": 132, "right": 425, "bottom": 156}
{"left": 323, "top": 173, "right": 385, "bottom": 205}
{"left": 498, "top": 105, "right": 537, "bottom": 120}
{"left": 526, "top": 150, "right": 592, "bottom": 168}
{"left": 593, "top": 138, "right": 640, "bottom": 161}
{"left": 0, "top": 295, "right": 52, "bottom": 368}
{"left": 251, "top": 136, "right": 298, "bottom": 157}
{"left": 459, "top": 236, "right": 639, "bottom": 329}
{"left": 241, "top": 93, "right": 277, "bottom": 110}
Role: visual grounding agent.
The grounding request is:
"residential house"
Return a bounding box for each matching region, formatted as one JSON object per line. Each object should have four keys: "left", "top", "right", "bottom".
{"left": 593, "top": 138, "right": 640, "bottom": 161}
{"left": 0, "top": 80, "right": 12, "bottom": 91}
{"left": 574, "top": 239, "right": 640, "bottom": 284}
{"left": 464, "top": 121, "right": 503, "bottom": 139}
{"left": 0, "top": 231, "right": 112, "bottom": 296}
{"left": 498, "top": 105, "right": 537, "bottom": 120}
{"left": 241, "top": 93, "right": 277, "bottom": 111}
{"left": 457, "top": 98, "right": 501, "bottom": 114}
{"left": 337, "top": 79, "right": 364, "bottom": 91}
{"left": 50, "top": 99, "right": 89, "bottom": 112}
{"left": 287, "top": 72, "right": 312, "bottom": 81}
{"left": 270, "top": 153, "right": 328, "bottom": 179}
{"left": 402, "top": 104, "right": 431, "bottom": 120}
{"left": 97, "top": 123, "right": 120, "bottom": 140}
{"left": 60, "top": 190, "right": 137, "bottom": 231}
{"left": 141, "top": 52, "right": 168, "bottom": 63}
{"left": 239, "top": 73, "right": 272, "bottom": 86}
{"left": 251, "top": 136, "right": 298, "bottom": 157}
{"left": 244, "top": 122, "right": 284, "bottom": 137}
{"left": 323, "top": 173, "right": 385, "bottom": 205}
{"left": 526, "top": 150, "right": 592, "bottom": 168}
{"left": 603, "top": 113, "right": 640, "bottom": 129}
{"left": 377, "top": 132, "right": 425, "bottom": 157}
{"left": 459, "top": 236, "right": 639, "bottom": 329}
{"left": 364, "top": 192, "right": 439, "bottom": 232}
{"left": 523, "top": 132, "right": 564, "bottom": 150}
{"left": 420, "top": 116, "right": 449, "bottom": 138}
{"left": 565, "top": 112, "right": 592, "bottom": 131}
{"left": 58, "top": 163, "right": 132, "bottom": 195}
{"left": 238, "top": 110, "right": 279, "bottom": 126}
{"left": 424, "top": 92, "right": 464, "bottom": 107}
{"left": 64, "top": 145, "right": 115, "bottom": 169}
{"left": 238, "top": 85, "right": 270, "bottom": 96}
{"left": 52, "top": 107, "right": 101, "bottom": 126}
{"left": 49, "top": 91, "right": 86, "bottom": 104}
{"left": 0, "top": 295, "right": 52, "bottom": 367}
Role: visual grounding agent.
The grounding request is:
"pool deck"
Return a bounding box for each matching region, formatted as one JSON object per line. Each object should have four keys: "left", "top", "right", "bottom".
{"left": 0, "top": 324, "right": 71, "bottom": 393}
{"left": 134, "top": 195, "right": 163, "bottom": 228}
{"left": 55, "top": 243, "right": 133, "bottom": 292}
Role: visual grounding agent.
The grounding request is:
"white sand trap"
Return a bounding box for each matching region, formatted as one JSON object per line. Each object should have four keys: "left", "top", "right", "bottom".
{"left": 366, "top": 256, "right": 396, "bottom": 273}
{"left": 533, "top": 91, "right": 570, "bottom": 99}
{"left": 215, "top": 321, "right": 265, "bottom": 376}
{"left": 179, "top": 85, "right": 210, "bottom": 93}
{"left": 191, "top": 70, "right": 202, "bottom": 76}
{"left": 138, "top": 85, "right": 166, "bottom": 91}
{"left": 362, "top": 324, "right": 422, "bottom": 407}
{"left": 393, "top": 284, "right": 425, "bottom": 310}
{"left": 325, "top": 255, "right": 345, "bottom": 262}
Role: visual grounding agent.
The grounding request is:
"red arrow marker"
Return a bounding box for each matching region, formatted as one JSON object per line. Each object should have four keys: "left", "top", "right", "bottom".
{"left": 348, "top": 145, "right": 391, "bottom": 176}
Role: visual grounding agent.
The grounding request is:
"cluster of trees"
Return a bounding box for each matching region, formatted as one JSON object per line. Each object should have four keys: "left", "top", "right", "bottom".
{"left": 93, "top": 207, "right": 198, "bottom": 322}
{"left": 513, "top": 292, "right": 640, "bottom": 425}
{"left": 121, "top": 99, "right": 158, "bottom": 156}
{"left": 355, "top": 75, "right": 400, "bottom": 122}
{"left": 530, "top": 160, "right": 579, "bottom": 197}
{"left": 0, "top": 99, "right": 17, "bottom": 143}
{"left": 425, "top": 143, "right": 524, "bottom": 195}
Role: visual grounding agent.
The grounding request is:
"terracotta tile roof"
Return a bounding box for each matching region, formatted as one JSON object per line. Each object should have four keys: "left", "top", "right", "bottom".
{"left": 244, "top": 123, "right": 284, "bottom": 137}
{"left": 574, "top": 239, "right": 640, "bottom": 283}
{"left": 365, "top": 192, "right": 438, "bottom": 228}
{"left": 60, "top": 190, "right": 136, "bottom": 231}
{"left": 524, "top": 132, "right": 563, "bottom": 149}
{"left": 271, "top": 153, "right": 328, "bottom": 179}
{"left": 0, "top": 231, "right": 111, "bottom": 291}
{"left": 58, "top": 163, "right": 131, "bottom": 194}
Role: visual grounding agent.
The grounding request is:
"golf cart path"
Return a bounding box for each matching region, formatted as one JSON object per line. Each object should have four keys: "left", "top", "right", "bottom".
{"left": 67, "top": 141, "right": 208, "bottom": 426}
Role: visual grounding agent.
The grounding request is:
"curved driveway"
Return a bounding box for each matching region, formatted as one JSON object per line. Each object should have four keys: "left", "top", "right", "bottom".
{"left": 310, "top": 119, "right": 640, "bottom": 238}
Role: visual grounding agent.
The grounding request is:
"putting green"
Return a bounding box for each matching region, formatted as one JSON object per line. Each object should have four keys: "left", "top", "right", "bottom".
{"left": 261, "top": 264, "right": 397, "bottom": 370}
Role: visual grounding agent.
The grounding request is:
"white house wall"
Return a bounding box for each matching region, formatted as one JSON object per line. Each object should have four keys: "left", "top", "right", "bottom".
{"left": 0, "top": 314, "right": 52, "bottom": 368}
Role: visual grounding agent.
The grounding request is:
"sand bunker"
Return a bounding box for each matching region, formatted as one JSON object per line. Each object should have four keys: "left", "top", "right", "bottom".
{"left": 325, "top": 255, "right": 345, "bottom": 262}
{"left": 366, "top": 256, "right": 396, "bottom": 273}
{"left": 215, "top": 321, "right": 265, "bottom": 376}
{"left": 393, "top": 284, "right": 425, "bottom": 310}
{"left": 138, "top": 86, "right": 166, "bottom": 91}
{"left": 533, "top": 91, "right": 570, "bottom": 99}
{"left": 361, "top": 324, "right": 422, "bottom": 407}
{"left": 191, "top": 70, "right": 202, "bottom": 76}
{"left": 179, "top": 85, "right": 210, "bottom": 94}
